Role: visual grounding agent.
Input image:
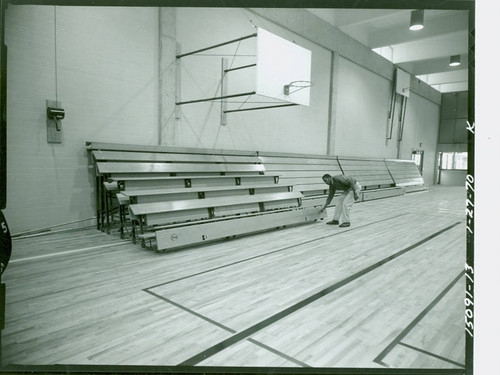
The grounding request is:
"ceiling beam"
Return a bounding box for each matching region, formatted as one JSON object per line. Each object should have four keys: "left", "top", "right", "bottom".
{"left": 308, "top": 9, "right": 406, "bottom": 29}
{"left": 417, "top": 69, "right": 468, "bottom": 85}
{"left": 433, "top": 82, "right": 469, "bottom": 93}
{"left": 391, "top": 30, "right": 468, "bottom": 64}
{"left": 367, "top": 11, "right": 468, "bottom": 49}
{"left": 397, "top": 54, "right": 469, "bottom": 75}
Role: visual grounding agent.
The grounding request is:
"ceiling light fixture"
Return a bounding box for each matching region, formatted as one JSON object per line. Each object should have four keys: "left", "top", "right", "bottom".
{"left": 409, "top": 10, "right": 424, "bottom": 31}
{"left": 449, "top": 55, "right": 461, "bottom": 67}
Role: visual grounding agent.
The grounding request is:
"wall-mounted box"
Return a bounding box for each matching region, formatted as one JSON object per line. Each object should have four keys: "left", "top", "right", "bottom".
{"left": 46, "top": 99, "right": 63, "bottom": 144}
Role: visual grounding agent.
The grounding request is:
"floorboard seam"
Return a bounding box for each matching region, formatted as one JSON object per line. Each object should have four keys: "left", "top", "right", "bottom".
{"left": 9, "top": 241, "right": 127, "bottom": 263}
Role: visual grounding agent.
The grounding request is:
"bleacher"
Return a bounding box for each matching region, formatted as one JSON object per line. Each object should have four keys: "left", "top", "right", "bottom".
{"left": 87, "top": 142, "right": 326, "bottom": 251}
{"left": 385, "top": 159, "right": 428, "bottom": 193}
{"left": 337, "top": 157, "right": 404, "bottom": 201}
{"left": 87, "top": 142, "right": 427, "bottom": 252}
{"left": 257, "top": 152, "right": 341, "bottom": 208}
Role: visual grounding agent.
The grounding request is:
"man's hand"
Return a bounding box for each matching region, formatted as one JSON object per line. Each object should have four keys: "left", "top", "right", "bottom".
{"left": 319, "top": 207, "right": 325, "bottom": 213}
{"left": 354, "top": 194, "right": 359, "bottom": 201}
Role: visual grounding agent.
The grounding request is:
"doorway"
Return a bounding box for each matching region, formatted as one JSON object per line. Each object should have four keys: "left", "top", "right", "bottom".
{"left": 437, "top": 151, "right": 467, "bottom": 185}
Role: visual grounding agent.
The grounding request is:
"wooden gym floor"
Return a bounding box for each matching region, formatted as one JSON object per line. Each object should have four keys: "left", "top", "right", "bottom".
{"left": 2, "top": 185, "right": 466, "bottom": 369}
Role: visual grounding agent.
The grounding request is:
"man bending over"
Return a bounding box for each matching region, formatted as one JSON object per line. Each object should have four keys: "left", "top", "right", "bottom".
{"left": 319, "top": 174, "right": 362, "bottom": 227}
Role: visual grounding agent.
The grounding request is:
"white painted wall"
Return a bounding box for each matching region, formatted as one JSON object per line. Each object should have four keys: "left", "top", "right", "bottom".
{"left": 4, "top": 5, "right": 159, "bottom": 233}
{"left": 334, "top": 56, "right": 440, "bottom": 185}
{"left": 334, "top": 57, "right": 395, "bottom": 158}
{"left": 173, "top": 8, "right": 331, "bottom": 154}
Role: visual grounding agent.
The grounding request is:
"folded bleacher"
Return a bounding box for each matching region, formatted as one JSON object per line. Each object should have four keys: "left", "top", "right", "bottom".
{"left": 87, "top": 142, "right": 427, "bottom": 252}
{"left": 87, "top": 142, "right": 326, "bottom": 251}
{"left": 257, "top": 152, "right": 341, "bottom": 208}
{"left": 385, "top": 159, "right": 428, "bottom": 193}
{"left": 337, "top": 157, "right": 404, "bottom": 201}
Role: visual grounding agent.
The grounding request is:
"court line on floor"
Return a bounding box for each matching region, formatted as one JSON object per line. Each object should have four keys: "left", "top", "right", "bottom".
{"left": 144, "top": 289, "right": 313, "bottom": 367}
{"left": 246, "top": 338, "right": 312, "bottom": 367}
{"left": 373, "top": 270, "right": 465, "bottom": 367}
{"left": 9, "top": 241, "right": 127, "bottom": 263}
{"left": 143, "top": 290, "right": 237, "bottom": 334}
{"left": 398, "top": 342, "right": 465, "bottom": 368}
{"left": 177, "top": 221, "right": 462, "bottom": 366}
{"left": 144, "top": 213, "right": 410, "bottom": 291}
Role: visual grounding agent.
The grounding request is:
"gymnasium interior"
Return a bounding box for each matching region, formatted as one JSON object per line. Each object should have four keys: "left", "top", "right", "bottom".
{"left": 0, "top": 1, "right": 481, "bottom": 373}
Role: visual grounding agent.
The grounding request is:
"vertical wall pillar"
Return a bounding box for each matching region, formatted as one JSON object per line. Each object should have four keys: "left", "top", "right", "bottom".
{"left": 158, "top": 8, "right": 177, "bottom": 146}
{"left": 327, "top": 51, "right": 339, "bottom": 156}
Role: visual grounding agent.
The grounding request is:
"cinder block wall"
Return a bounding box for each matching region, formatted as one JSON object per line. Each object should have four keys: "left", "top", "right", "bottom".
{"left": 4, "top": 6, "right": 159, "bottom": 233}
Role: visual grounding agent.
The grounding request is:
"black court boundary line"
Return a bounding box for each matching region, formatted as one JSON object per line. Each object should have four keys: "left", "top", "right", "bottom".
{"left": 178, "top": 221, "right": 462, "bottom": 366}
{"left": 143, "top": 289, "right": 237, "bottom": 334}
{"left": 247, "top": 338, "right": 312, "bottom": 367}
{"left": 141, "top": 214, "right": 408, "bottom": 368}
{"left": 144, "top": 291, "right": 312, "bottom": 367}
{"left": 398, "top": 342, "right": 466, "bottom": 368}
{"left": 144, "top": 213, "right": 410, "bottom": 291}
{"left": 373, "top": 270, "right": 465, "bottom": 367}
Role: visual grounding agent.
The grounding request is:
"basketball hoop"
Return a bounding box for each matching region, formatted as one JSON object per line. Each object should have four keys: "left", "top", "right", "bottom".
{"left": 283, "top": 80, "right": 314, "bottom": 95}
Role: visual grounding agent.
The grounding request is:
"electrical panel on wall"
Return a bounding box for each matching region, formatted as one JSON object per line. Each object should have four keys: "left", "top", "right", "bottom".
{"left": 46, "top": 99, "right": 64, "bottom": 144}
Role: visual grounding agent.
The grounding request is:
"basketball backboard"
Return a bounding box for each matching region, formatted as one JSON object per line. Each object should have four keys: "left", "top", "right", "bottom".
{"left": 176, "top": 27, "right": 313, "bottom": 116}
{"left": 256, "top": 28, "right": 312, "bottom": 106}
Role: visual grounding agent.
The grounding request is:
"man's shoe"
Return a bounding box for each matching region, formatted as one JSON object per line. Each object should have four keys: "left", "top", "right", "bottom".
{"left": 327, "top": 220, "right": 339, "bottom": 225}
{"left": 339, "top": 222, "right": 350, "bottom": 227}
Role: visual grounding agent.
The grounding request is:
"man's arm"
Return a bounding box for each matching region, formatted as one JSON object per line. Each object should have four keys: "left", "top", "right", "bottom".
{"left": 319, "top": 184, "right": 336, "bottom": 212}
{"left": 349, "top": 179, "right": 359, "bottom": 200}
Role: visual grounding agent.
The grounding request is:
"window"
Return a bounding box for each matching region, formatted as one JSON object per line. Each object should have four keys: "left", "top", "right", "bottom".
{"left": 440, "top": 152, "right": 468, "bottom": 170}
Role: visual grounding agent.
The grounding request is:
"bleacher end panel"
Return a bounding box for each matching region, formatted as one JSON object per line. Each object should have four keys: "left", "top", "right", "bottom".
{"left": 154, "top": 207, "right": 327, "bottom": 251}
